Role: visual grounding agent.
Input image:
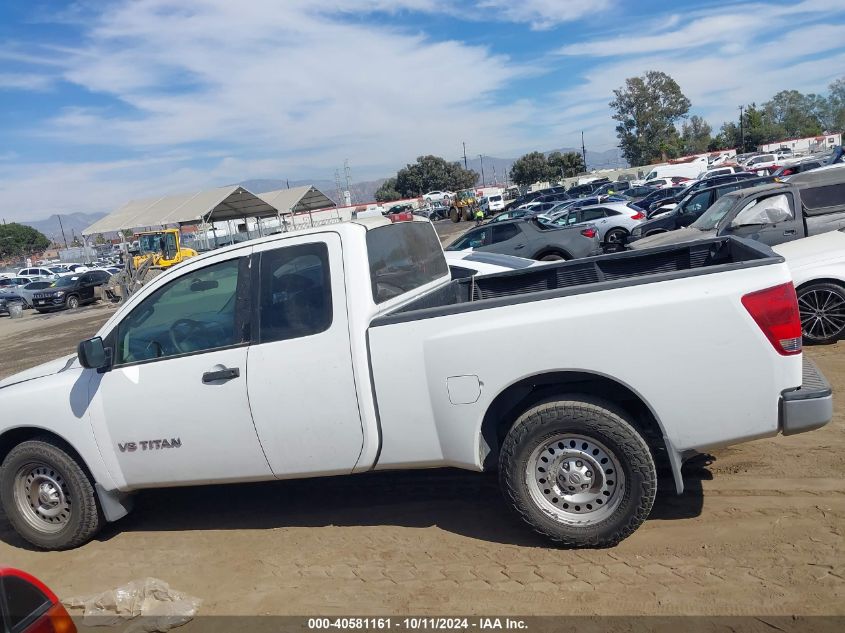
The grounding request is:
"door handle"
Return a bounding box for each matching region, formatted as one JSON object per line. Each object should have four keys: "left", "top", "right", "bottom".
{"left": 783, "top": 229, "right": 796, "bottom": 236}
{"left": 202, "top": 367, "right": 240, "bottom": 383}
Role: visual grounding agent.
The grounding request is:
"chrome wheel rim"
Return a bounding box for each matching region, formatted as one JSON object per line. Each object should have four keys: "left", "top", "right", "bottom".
{"left": 798, "top": 289, "right": 845, "bottom": 341}
{"left": 526, "top": 434, "right": 624, "bottom": 525}
{"left": 13, "top": 462, "right": 71, "bottom": 533}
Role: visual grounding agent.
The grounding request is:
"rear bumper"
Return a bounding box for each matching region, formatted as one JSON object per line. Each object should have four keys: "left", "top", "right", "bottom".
{"left": 780, "top": 358, "right": 833, "bottom": 436}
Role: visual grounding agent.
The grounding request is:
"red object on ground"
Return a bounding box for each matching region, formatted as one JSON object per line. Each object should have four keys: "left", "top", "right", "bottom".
{"left": 0, "top": 568, "right": 76, "bottom": 633}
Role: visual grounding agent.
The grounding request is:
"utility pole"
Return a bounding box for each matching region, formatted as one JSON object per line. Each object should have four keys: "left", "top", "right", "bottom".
{"left": 57, "top": 214, "right": 69, "bottom": 248}
{"left": 462, "top": 142, "right": 468, "bottom": 169}
{"left": 286, "top": 179, "right": 290, "bottom": 189}
{"left": 478, "top": 154, "right": 485, "bottom": 186}
{"left": 738, "top": 105, "right": 745, "bottom": 153}
{"left": 581, "top": 131, "right": 587, "bottom": 174}
{"left": 344, "top": 158, "right": 353, "bottom": 204}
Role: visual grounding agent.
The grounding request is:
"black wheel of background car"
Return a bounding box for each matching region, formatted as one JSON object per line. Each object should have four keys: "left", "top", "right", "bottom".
{"left": 797, "top": 282, "right": 845, "bottom": 344}
{"left": 65, "top": 295, "right": 80, "bottom": 310}
{"left": 0, "top": 437, "right": 104, "bottom": 550}
{"left": 539, "top": 253, "right": 567, "bottom": 261}
{"left": 450, "top": 207, "right": 460, "bottom": 223}
{"left": 499, "top": 398, "right": 656, "bottom": 547}
{"left": 604, "top": 228, "right": 628, "bottom": 245}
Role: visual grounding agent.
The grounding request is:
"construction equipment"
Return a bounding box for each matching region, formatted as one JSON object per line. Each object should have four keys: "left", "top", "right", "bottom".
{"left": 98, "top": 229, "right": 195, "bottom": 305}
{"left": 449, "top": 189, "right": 479, "bottom": 223}
{"left": 132, "top": 228, "right": 197, "bottom": 270}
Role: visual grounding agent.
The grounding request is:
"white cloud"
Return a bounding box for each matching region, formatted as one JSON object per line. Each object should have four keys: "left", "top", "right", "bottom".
{"left": 0, "top": 72, "right": 54, "bottom": 91}
{"left": 476, "top": 0, "right": 613, "bottom": 30}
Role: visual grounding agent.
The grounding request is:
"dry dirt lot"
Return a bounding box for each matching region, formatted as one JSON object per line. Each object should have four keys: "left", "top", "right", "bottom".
{"left": 0, "top": 284, "right": 843, "bottom": 619}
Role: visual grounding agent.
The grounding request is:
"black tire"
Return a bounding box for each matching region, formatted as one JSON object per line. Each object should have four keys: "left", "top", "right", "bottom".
{"left": 450, "top": 207, "right": 461, "bottom": 223}
{"left": 604, "top": 228, "right": 628, "bottom": 246}
{"left": 0, "top": 438, "right": 104, "bottom": 550}
{"left": 797, "top": 282, "right": 845, "bottom": 344}
{"left": 539, "top": 253, "right": 566, "bottom": 261}
{"left": 499, "top": 398, "right": 656, "bottom": 547}
{"left": 463, "top": 208, "right": 473, "bottom": 222}
{"left": 65, "top": 295, "right": 80, "bottom": 310}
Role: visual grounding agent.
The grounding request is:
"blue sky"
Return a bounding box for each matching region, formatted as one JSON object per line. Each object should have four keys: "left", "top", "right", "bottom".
{"left": 1, "top": 0, "right": 844, "bottom": 222}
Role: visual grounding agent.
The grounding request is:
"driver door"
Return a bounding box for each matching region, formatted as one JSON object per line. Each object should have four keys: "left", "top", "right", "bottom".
{"left": 89, "top": 249, "right": 272, "bottom": 488}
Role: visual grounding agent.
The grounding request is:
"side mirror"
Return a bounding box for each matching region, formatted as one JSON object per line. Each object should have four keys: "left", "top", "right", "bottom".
{"left": 77, "top": 337, "right": 109, "bottom": 370}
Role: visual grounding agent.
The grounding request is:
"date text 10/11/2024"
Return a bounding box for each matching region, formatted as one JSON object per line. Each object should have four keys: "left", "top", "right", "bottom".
{"left": 307, "top": 618, "right": 528, "bottom": 630}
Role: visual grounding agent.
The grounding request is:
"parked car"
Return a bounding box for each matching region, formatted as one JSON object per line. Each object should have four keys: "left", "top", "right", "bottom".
{"left": 0, "top": 218, "right": 831, "bottom": 551}
{"left": 773, "top": 229, "right": 845, "bottom": 343}
{"left": 423, "top": 190, "right": 450, "bottom": 203}
{"left": 444, "top": 250, "right": 542, "bottom": 279}
{"left": 515, "top": 201, "right": 558, "bottom": 215}
{"left": 0, "top": 568, "right": 76, "bottom": 633}
{"left": 16, "top": 280, "right": 55, "bottom": 308}
{"left": 486, "top": 194, "right": 505, "bottom": 213}
{"left": 642, "top": 156, "right": 708, "bottom": 183}
{"left": 698, "top": 165, "right": 746, "bottom": 179}
{"left": 634, "top": 186, "right": 687, "bottom": 215}
{"left": 593, "top": 181, "right": 631, "bottom": 196}
{"left": 543, "top": 202, "right": 645, "bottom": 248}
{"left": 743, "top": 153, "right": 779, "bottom": 174}
{"left": 30, "top": 270, "right": 112, "bottom": 312}
{"left": 624, "top": 185, "right": 659, "bottom": 202}
{"left": 630, "top": 169, "right": 845, "bottom": 250}
{"left": 487, "top": 209, "right": 532, "bottom": 224}
{"left": 771, "top": 158, "right": 825, "bottom": 178}
{"left": 446, "top": 217, "right": 601, "bottom": 261}
{"left": 503, "top": 190, "right": 544, "bottom": 211}
{"left": 647, "top": 173, "right": 764, "bottom": 215}
{"left": 0, "top": 277, "right": 34, "bottom": 291}
{"left": 16, "top": 267, "right": 56, "bottom": 281}
{"left": 629, "top": 178, "right": 774, "bottom": 241}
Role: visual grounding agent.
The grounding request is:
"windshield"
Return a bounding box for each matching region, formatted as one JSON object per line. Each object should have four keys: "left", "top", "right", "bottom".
{"left": 52, "top": 275, "right": 79, "bottom": 288}
{"left": 139, "top": 233, "right": 164, "bottom": 255}
{"left": 456, "top": 190, "right": 474, "bottom": 202}
{"left": 690, "top": 195, "right": 738, "bottom": 231}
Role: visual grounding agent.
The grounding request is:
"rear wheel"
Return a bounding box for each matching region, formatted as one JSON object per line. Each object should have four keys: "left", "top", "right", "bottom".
{"left": 604, "top": 228, "right": 628, "bottom": 246}
{"left": 0, "top": 438, "right": 104, "bottom": 550}
{"left": 797, "top": 282, "right": 845, "bottom": 344}
{"left": 450, "top": 207, "right": 461, "bottom": 223}
{"left": 499, "top": 398, "right": 656, "bottom": 547}
{"left": 463, "top": 208, "right": 473, "bottom": 222}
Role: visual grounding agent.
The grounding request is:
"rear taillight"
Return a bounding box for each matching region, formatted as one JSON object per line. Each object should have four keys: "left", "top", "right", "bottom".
{"left": 581, "top": 228, "right": 597, "bottom": 238}
{"left": 630, "top": 212, "right": 645, "bottom": 220}
{"left": 741, "top": 282, "right": 802, "bottom": 355}
{"left": 27, "top": 603, "right": 76, "bottom": 633}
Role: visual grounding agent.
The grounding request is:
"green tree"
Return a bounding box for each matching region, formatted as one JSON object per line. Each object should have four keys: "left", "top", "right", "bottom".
{"left": 393, "top": 155, "right": 478, "bottom": 197}
{"left": 94, "top": 233, "right": 106, "bottom": 245}
{"left": 610, "top": 70, "right": 691, "bottom": 166}
{"left": 374, "top": 178, "right": 402, "bottom": 203}
{"left": 827, "top": 76, "right": 845, "bottom": 131}
{"left": 0, "top": 223, "right": 50, "bottom": 259}
{"left": 547, "top": 151, "right": 585, "bottom": 178}
{"left": 680, "top": 115, "right": 712, "bottom": 154}
{"left": 509, "top": 151, "right": 552, "bottom": 186}
{"left": 763, "top": 90, "right": 822, "bottom": 138}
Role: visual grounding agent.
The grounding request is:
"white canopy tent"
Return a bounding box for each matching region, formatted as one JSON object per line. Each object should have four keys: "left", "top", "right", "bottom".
{"left": 82, "top": 185, "right": 336, "bottom": 238}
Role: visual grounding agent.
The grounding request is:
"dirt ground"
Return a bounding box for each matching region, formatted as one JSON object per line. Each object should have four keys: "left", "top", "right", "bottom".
{"left": 0, "top": 265, "right": 843, "bottom": 619}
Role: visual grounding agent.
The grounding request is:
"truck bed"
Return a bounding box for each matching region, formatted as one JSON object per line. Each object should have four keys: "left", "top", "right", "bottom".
{"left": 373, "top": 237, "right": 780, "bottom": 325}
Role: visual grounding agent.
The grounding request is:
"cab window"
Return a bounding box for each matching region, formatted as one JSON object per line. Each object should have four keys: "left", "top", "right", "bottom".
{"left": 491, "top": 224, "right": 520, "bottom": 244}
{"left": 257, "top": 243, "right": 332, "bottom": 343}
{"left": 684, "top": 191, "right": 711, "bottom": 213}
{"left": 580, "top": 208, "right": 605, "bottom": 222}
{"left": 114, "top": 257, "right": 247, "bottom": 365}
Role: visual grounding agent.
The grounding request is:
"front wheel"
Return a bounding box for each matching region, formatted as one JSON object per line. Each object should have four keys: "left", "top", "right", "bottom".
{"left": 450, "top": 207, "right": 461, "bottom": 223}
{"left": 797, "top": 282, "right": 845, "bottom": 344}
{"left": 65, "top": 295, "right": 80, "bottom": 310}
{"left": 0, "top": 438, "right": 104, "bottom": 549}
{"left": 499, "top": 398, "right": 656, "bottom": 547}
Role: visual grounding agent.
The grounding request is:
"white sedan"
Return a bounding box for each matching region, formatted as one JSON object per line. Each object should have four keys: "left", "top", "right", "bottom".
{"left": 774, "top": 229, "right": 845, "bottom": 343}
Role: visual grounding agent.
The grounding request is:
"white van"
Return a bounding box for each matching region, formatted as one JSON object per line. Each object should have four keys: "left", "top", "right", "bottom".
{"left": 643, "top": 156, "right": 708, "bottom": 183}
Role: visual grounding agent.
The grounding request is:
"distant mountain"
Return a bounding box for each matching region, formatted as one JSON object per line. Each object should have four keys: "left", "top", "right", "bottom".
{"left": 20, "top": 212, "right": 106, "bottom": 244}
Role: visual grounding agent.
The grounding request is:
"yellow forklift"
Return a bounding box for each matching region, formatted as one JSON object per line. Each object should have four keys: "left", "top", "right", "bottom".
{"left": 449, "top": 189, "right": 479, "bottom": 223}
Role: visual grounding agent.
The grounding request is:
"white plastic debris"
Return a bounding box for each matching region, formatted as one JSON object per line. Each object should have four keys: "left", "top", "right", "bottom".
{"left": 65, "top": 578, "right": 201, "bottom": 633}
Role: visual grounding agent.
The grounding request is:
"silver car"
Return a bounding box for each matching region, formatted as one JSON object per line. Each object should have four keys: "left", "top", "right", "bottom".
{"left": 542, "top": 202, "right": 646, "bottom": 247}
{"left": 16, "top": 280, "right": 55, "bottom": 308}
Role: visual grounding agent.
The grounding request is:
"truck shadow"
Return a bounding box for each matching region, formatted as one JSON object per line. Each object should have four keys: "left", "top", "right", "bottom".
{"left": 0, "top": 463, "right": 712, "bottom": 551}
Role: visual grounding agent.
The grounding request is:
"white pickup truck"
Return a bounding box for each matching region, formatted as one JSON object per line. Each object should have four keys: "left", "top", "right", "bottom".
{"left": 0, "top": 219, "right": 833, "bottom": 550}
